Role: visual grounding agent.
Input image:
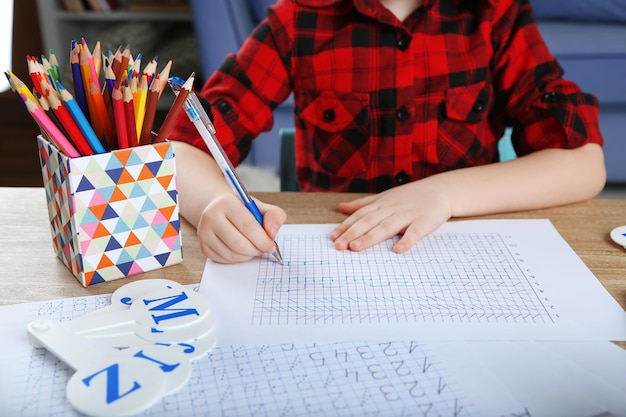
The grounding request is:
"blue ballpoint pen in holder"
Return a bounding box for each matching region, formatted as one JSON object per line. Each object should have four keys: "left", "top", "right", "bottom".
{"left": 168, "top": 76, "right": 284, "bottom": 265}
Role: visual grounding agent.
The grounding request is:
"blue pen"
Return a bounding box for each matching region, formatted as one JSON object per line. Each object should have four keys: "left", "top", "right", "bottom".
{"left": 169, "top": 76, "right": 284, "bottom": 265}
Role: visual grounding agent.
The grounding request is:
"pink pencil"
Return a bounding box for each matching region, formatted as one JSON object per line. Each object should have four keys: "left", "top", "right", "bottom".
{"left": 21, "top": 93, "right": 80, "bottom": 158}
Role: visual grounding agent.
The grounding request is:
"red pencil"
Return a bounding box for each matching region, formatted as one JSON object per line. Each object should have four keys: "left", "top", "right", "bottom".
{"left": 22, "top": 93, "right": 80, "bottom": 158}
{"left": 139, "top": 74, "right": 160, "bottom": 144}
{"left": 156, "top": 72, "right": 194, "bottom": 142}
{"left": 112, "top": 85, "right": 129, "bottom": 149}
{"left": 48, "top": 90, "right": 95, "bottom": 156}
{"left": 122, "top": 84, "right": 138, "bottom": 147}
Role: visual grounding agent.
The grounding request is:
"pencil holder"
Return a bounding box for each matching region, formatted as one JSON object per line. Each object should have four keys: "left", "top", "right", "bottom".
{"left": 37, "top": 135, "right": 183, "bottom": 287}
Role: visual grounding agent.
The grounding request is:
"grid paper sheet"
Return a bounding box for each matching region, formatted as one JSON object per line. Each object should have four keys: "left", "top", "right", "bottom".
{"left": 202, "top": 220, "right": 626, "bottom": 345}
{"left": 254, "top": 231, "right": 552, "bottom": 326}
{"left": 1, "top": 294, "right": 531, "bottom": 417}
{"left": 3, "top": 290, "right": 626, "bottom": 416}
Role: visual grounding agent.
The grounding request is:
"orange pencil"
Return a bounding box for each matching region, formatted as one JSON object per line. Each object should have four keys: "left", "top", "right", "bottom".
{"left": 48, "top": 90, "right": 94, "bottom": 156}
{"left": 156, "top": 72, "right": 194, "bottom": 142}
{"left": 139, "top": 74, "right": 160, "bottom": 144}
{"left": 81, "top": 38, "right": 100, "bottom": 90}
{"left": 111, "top": 85, "right": 129, "bottom": 149}
{"left": 122, "top": 85, "right": 138, "bottom": 147}
{"left": 79, "top": 43, "right": 99, "bottom": 132}
{"left": 89, "top": 82, "right": 112, "bottom": 149}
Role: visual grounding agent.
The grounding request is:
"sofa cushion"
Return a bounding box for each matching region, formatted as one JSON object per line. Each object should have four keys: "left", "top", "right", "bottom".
{"left": 251, "top": 0, "right": 277, "bottom": 22}
{"left": 530, "top": 0, "right": 626, "bottom": 22}
{"left": 537, "top": 22, "right": 626, "bottom": 105}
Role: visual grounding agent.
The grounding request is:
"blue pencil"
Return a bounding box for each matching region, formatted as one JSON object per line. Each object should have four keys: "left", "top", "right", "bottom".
{"left": 70, "top": 40, "right": 90, "bottom": 119}
{"left": 56, "top": 81, "right": 107, "bottom": 154}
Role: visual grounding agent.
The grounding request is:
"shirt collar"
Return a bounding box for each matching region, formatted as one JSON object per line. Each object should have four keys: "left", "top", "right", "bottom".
{"left": 353, "top": 0, "right": 435, "bottom": 31}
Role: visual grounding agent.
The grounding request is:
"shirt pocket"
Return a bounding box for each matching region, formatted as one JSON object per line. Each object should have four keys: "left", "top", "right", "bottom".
{"left": 296, "top": 90, "right": 370, "bottom": 177}
{"left": 438, "top": 81, "right": 495, "bottom": 168}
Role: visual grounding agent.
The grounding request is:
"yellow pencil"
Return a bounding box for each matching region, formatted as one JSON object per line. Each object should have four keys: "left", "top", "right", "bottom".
{"left": 7, "top": 70, "right": 38, "bottom": 103}
{"left": 134, "top": 73, "right": 148, "bottom": 138}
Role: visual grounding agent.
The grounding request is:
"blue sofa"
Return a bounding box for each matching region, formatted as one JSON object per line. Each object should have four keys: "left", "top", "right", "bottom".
{"left": 190, "top": 0, "right": 290, "bottom": 171}
{"left": 531, "top": 0, "right": 626, "bottom": 183}
{"left": 191, "top": 0, "right": 626, "bottom": 183}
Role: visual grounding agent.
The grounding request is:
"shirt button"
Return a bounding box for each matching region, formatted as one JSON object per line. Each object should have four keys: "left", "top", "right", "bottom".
{"left": 323, "top": 109, "right": 336, "bottom": 121}
{"left": 472, "top": 100, "right": 485, "bottom": 113}
{"left": 542, "top": 92, "right": 560, "bottom": 103}
{"left": 395, "top": 170, "right": 410, "bottom": 185}
{"left": 217, "top": 100, "right": 233, "bottom": 115}
{"left": 396, "top": 106, "right": 410, "bottom": 121}
{"left": 396, "top": 37, "right": 410, "bottom": 51}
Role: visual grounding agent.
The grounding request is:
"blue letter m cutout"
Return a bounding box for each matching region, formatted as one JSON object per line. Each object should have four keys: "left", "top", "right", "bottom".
{"left": 143, "top": 290, "right": 200, "bottom": 325}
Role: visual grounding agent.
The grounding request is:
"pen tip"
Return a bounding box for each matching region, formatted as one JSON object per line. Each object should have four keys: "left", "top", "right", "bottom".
{"left": 273, "top": 242, "right": 284, "bottom": 265}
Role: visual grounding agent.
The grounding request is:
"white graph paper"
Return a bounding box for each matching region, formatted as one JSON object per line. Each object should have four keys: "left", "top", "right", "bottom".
{"left": 202, "top": 220, "right": 626, "bottom": 344}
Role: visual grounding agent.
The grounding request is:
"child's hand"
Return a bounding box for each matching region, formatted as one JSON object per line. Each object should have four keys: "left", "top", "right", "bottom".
{"left": 330, "top": 181, "right": 452, "bottom": 253}
{"left": 196, "top": 194, "right": 286, "bottom": 263}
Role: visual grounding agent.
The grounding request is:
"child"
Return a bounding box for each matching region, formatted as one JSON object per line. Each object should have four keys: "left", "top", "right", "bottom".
{"left": 168, "top": 0, "right": 605, "bottom": 264}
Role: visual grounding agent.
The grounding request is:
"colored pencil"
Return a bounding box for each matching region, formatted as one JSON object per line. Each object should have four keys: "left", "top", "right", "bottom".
{"left": 6, "top": 70, "right": 37, "bottom": 104}
{"left": 116, "top": 45, "right": 131, "bottom": 85}
{"left": 48, "top": 49, "right": 61, "bottom": 84}
{"left": 81, "top": 38, "right": 100, "bottom": 90}
{"left": 70, "top": 40, "right": 89, "bottom": 118}
{"left": 134, "top": 73, "right": 148, "bottom": 138}
{"left": 111, "top": 47, "right": 123, "bottom": 81}
{"left": 102, "top": 62, "right": 116, "bottom": 127}
{"left": 157, "top": 60, "right": 172, "bottom": 99}
{"left": 36, "top": 91, "right": 71, "bottom": 142}
{"left": 40, "top": 55, "right": 57, "bottom": 87}
{"left": 139, "top": 74, "right": 160, "bottom": 144}
{"left": 142, "top": 55, "right": 158, "bottom": 86}
{"left": 129, "top": 53, "right": 141, "bottom": 81}
{"left": 21, "top": 93, "right": 80, "bottom": 158}
{"left": 122, "top": 85, "right": 139, "bottom": 148}
{"left": 57, "top": 81, "right": 106, "bottom": 154}
{"left": 48, "top": 89, "right": 94, "bottom": 156}
{"left": 157, "top": 73, "right": 194, "bottom": 142}
{"left": 92, "top": 41, "right": 102, "bottom": 76}
{"left": 112, "top": 85, "right": 129, "bottom": 149}
{"left": 27, "top": 56, "right": 45, "bottom": 96}
{"left": 89, "top": 82, "right": 112, "bottom": 150}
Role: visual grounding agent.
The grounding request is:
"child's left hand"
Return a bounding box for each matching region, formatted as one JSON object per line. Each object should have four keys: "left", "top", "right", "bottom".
{"left": 330, "top": 181, "right": 452, "bottom": 253}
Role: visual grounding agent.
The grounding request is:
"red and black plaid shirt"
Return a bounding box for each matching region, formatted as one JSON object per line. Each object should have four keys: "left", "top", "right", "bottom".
{"left": 169, "top": 0, "right": 603, "bottom": 193}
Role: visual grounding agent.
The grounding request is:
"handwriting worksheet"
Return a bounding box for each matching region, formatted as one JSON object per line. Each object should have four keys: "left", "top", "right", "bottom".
{"left": 201, "top": 220, "right": 626, "bottom": 345}
{"left": 2, "top": 293, "right": 626, "bottom": 417}
{"left": 2, "top": 219, "right": 626, "bottom": 416}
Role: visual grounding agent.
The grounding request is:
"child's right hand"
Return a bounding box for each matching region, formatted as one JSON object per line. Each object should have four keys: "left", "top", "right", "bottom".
{"left": 196, "top": 193, "right": 286, "bottom": 264}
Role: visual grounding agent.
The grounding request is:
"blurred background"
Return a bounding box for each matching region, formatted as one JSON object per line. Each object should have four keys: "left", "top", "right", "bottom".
{"left": 1, "top": 0, "right": 624, "bottom": 196}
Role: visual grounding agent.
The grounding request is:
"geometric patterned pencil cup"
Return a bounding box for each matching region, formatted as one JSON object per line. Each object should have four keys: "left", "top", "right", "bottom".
{"left": 37, "top": 135, "right": 183, "bottom": 287}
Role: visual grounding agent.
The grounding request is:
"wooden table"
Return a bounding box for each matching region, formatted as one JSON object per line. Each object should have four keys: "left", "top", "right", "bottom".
{"left": 1, "top": 187, "right": 625, "bottom": 314}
